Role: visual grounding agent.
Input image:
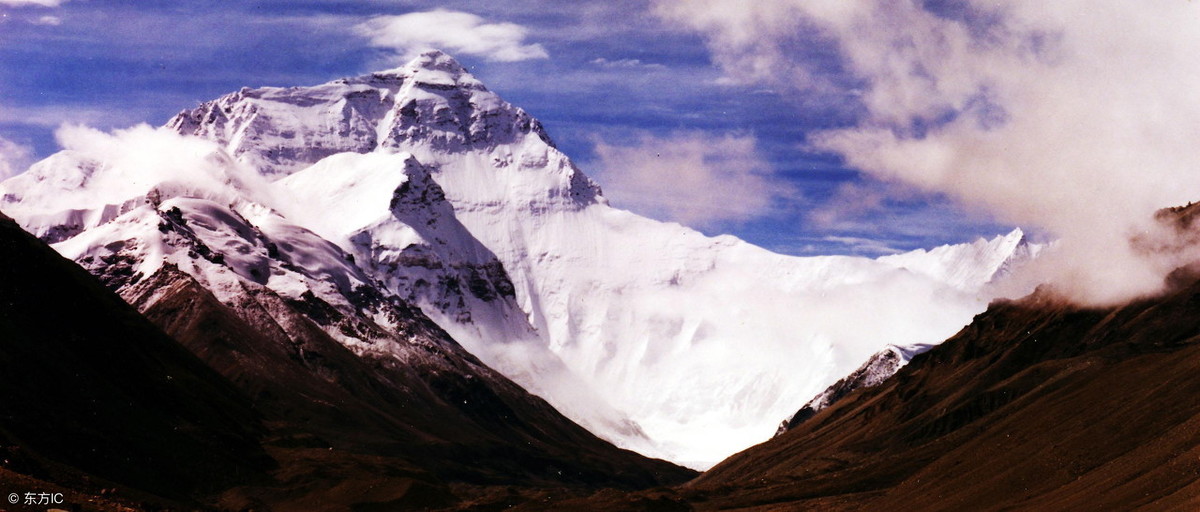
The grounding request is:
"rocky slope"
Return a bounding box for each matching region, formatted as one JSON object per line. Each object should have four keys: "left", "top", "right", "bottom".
{"left": 0, "top": 204, "right": 693, "bottom": 511}
{"left": 127, "top": 263, "right": 695, "bottom": 510}
{"left": 0, "top": 211, "right": 272, "bottom": 508}
{"left": 681, "top": 269, "right": 1200, "bottom": 510}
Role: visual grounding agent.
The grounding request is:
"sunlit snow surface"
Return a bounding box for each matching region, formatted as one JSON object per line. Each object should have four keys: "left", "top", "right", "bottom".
{"left": 0, "top": 51, "right": 1035, "bottom": 469}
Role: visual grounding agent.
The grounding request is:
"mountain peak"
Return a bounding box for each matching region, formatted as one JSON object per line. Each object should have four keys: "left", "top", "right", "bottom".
{"left": 369, "top": 50, "right": 485, "bottom": 92}
{"left": 166, "top": 48, "right": 549, "bottom": 178}
{"left": 1005, "top": 226, "right": 1026, "bottom": 245}
{"left": 405, "top": 49, "right": 467, "bottom": 74}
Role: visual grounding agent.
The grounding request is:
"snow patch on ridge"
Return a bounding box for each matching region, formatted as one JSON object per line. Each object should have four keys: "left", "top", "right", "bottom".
{"left": 775, "top": 342, "right": 933, "bottom": 437}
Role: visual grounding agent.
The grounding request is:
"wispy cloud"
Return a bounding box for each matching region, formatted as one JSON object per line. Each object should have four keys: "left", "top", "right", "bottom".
{"left": 591, "top": 132, "right": 798, "bottom": 228}
{"left": 655, "top": 0, "right": 1200, "bottom": 305}
{"left": 806, "top": 180, "right": 968, "bottom": 235}
{"left": 808, "top": 181, "right": 906, "bottom": 233}
{"left": 355, "top": 9, "right": 548, "bottom": 63}
{"left": 821, "top": 235, "right": 904, "bottom": 256}
{"left": 0, "top": 135, "right": 34, "bottom": 181}
{"left": 0, "top": 0, "right": 68, "bottom": 6}
{"left": 590, "top": 57, "right": 665, "bottom": 70}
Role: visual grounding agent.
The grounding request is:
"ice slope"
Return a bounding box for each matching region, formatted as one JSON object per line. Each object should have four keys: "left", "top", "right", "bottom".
{"left": 0, "top": 155, "right": 698, "bottom": 499}
{"left": 3, "top": 51, "right": 1034, "bottom": 468}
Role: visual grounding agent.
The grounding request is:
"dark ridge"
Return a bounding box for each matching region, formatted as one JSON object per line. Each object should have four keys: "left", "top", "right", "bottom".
{"left": 122, "top": 265, "right": 695, "bottom": 509}
{"left": 678, "top": 277, "right": 1200, "bottom": 510}
{"left": 0, "top": 211, "right": 273, "bottom": 506}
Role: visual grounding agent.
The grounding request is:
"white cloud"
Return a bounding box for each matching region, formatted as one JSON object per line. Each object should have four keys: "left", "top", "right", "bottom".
{"left": 0, "top": 101, "right": 146, "bottom": 130}
{"left": 355, "top": 9, "right": 548, "bottom": 63}
{"left": 591, "top": 57, "right": 665, "bottom": 70}
{"left": 42, "top": 124, "right": 282, "bottom": 212}
{"left": 808, "top": 181, "right": 916, "bottom": 232}
{"left": 592, "top": 132, "right": 796, "bottom": 228}
{"left": 0, "top": 0, "right": 67, "bottom": 6}
{"left": 33, "top": 15, "right": 60, "bottom": 25}
{"left": 655, "top": 0, "right": 1200, "bottom": 305}
{"left": 0, "top": 136, "right": 34, "bottom": 181}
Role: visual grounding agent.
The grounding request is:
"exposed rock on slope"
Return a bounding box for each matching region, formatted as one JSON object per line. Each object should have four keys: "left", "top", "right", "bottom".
{"left": 0, "top": 203, "right": 694, "bottom": 510}
{"left": 775, "top": 343, "right": 932, "bottom": 437}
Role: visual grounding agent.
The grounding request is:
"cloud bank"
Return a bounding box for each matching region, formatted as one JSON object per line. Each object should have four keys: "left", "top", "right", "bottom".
{"left": 655, "top": 0, "right": 1200, "bottom": 305}
{"left": 592, "top": 132, "right": 796, "bottom": 228}
{"left": 356, "top": 9, "right": 548, "bottom": 63}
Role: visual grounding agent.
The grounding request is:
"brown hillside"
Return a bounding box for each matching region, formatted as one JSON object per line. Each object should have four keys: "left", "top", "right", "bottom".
{"left": 686, "top": 279, "right": 1200, "bottom": 511}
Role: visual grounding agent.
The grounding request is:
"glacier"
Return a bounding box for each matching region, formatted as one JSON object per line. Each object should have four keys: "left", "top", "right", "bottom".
{"left": 0, "top": 50, "right": 1034, "bottom": 468}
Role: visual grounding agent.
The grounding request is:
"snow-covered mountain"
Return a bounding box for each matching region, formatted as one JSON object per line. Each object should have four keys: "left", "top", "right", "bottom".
{"left": 1, "top": 50, "right": 1033, "bottom": 468}
{"left": 770, "top": 232, "right": 1043, "bottom": 440}
{"left": 878, "top": 228, "right": 1041, "bottom": 292}
{"left": 775, "top": 343, "right": 933, "bottom": 437}
{"left": 0, "top": 187, "right": 695, "bottom": 508}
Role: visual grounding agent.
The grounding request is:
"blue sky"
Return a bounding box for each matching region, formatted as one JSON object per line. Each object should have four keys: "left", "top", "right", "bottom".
{"left": 0, "top": 0, "right": 1023, "bottom": 256}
